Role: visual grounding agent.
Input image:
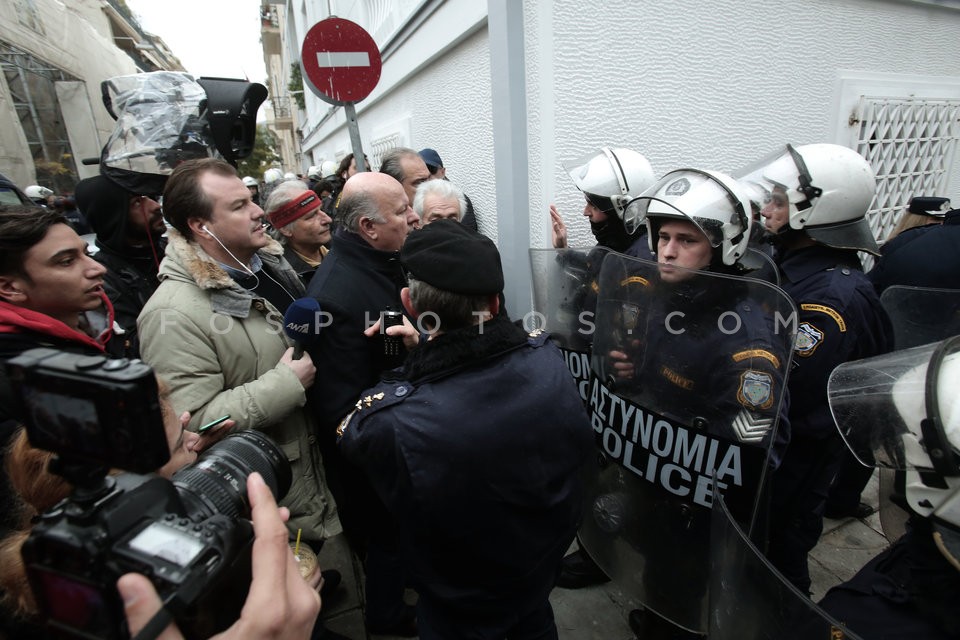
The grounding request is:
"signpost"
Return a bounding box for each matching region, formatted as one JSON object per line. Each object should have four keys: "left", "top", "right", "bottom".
{"left": 300, "top": 17, "right": 382, "bottom": 172}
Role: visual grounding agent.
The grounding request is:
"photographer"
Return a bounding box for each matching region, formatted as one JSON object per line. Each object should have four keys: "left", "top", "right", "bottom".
{"left": 0, "top": 381, "right": 235, "bottom": 629}
{"left": 118, "top": 472, "right": 321, "bottom": 640}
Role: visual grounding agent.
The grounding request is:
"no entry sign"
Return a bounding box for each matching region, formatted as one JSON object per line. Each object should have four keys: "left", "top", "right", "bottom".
{"left": 300, "top": 17, "right": 382, "bottom": 106}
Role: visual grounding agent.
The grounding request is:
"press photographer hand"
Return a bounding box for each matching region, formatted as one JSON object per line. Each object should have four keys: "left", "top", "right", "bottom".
{"left": 117, "top": 472, "right": 321, "bottom": 640}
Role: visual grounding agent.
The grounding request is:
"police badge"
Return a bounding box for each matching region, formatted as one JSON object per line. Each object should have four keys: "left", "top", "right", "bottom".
{"left": 737, "top": 370, "right": 774, "bottom": 410}
{"left": 795, "top": 322, "right": 825, "bottom": 357}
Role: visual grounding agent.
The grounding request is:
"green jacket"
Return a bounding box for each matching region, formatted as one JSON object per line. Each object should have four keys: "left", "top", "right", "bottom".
{"left": 138, "top": 229, "right": 340, "bottom": 541}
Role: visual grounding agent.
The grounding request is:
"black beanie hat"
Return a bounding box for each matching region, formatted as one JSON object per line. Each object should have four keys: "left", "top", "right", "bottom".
{"left": 401, "top": 220, "right": 503, "bottom": 295}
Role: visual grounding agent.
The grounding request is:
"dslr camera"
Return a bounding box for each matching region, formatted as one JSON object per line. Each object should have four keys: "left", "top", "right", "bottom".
{"left": 6, "top": 348, "right": 292, "bottom": 640}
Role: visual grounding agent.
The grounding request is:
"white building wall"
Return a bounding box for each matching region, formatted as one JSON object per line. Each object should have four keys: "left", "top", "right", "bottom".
{"left": 286, "top": 0, "right": 960, "bottom": 311}
{"left": 532, "top": 0, "right": 960, "bottom": 249}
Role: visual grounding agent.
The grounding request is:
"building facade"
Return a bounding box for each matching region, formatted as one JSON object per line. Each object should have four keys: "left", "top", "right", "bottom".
{"left": 265, "top": 0, "right": 960, "bottom": 313}
{"left": 0, "top": 0, "right": 184, "bottom": 191}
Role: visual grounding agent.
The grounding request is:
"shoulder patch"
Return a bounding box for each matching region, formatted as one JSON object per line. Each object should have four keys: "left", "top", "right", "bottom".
{"left": 731, "top": 349, "right": 781, "bottom": 369}
{"left": 737, "top": 370, "right": 774, "bottom": 410}
{"left": 620, "top": 276, "right": 649, "bottom": 288}
{"left": 795, "top": 322, "right": 824, "bottom": 357}
{"left": 800, "top": 303, "right": 846, "bottom": 332}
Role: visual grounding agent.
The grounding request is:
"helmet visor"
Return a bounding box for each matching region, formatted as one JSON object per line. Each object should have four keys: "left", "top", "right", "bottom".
{"left": 827, "top": 337, "right": 960, "bottom": 473}
{"left": 734, "top": 146, "right": 806, "bottom": 211}
{"left": 563, "top": 148, "right": 630, "bottom": 201}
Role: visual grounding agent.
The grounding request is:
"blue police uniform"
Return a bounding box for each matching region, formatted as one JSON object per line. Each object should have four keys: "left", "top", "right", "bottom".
{"left": 869, "top": 210, "right": 960, "bottom": 294}
{"left": 338, "top": 317, "right": 592, "bottom": 640}
{"left": 767, "top": 244, "right": 893, "bottom": 593}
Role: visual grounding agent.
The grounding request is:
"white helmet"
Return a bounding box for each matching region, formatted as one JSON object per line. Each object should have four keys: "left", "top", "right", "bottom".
{"left": 242, "top": 176, "right": 258, "bottom": 188}
{"left": 320, "top": 160, "right": 338, "bottom": 179}
{"left": 562, "top": 147, "right": 656, "bottom": 221}
{"left": 736, "top": 143, "right": 879, "bottom": 254}
{"left": 25, "top": 185, "right": 53, "bottom": 201}
{"left": 263, "top": 168, "right": 283, "bottom": 184}
{"left": 283, "top": 172, "right": 297, "bottom": 181}
{"left": 306, "top": 165, "right": 321, "bottom": 180}
{"left": 623, "top": 168, "right": 752, "bottom": 267}
{"left": 828, "top": 337, "right": 960, "bottom": 567}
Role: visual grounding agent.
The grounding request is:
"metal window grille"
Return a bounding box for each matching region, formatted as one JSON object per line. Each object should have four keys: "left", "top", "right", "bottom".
{"left": 370, "top": 132, "right": 402, "bottom": 171}
{"left": 853, "top": 96, "right": 960, "bottom": 245}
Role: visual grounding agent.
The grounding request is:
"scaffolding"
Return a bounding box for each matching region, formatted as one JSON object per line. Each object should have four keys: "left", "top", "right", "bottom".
{"left": 0, "top": 41, "right": 81, "bottom": 193}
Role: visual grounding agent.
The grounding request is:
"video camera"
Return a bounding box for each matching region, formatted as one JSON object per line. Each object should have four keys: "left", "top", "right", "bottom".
{"left": 6, "top": 348, "right": 292, "bottom": 639}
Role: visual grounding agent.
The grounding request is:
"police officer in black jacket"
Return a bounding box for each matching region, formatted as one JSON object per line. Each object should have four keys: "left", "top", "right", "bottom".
{"left": 338, "top": 220, "right": 593, "bottom": 640}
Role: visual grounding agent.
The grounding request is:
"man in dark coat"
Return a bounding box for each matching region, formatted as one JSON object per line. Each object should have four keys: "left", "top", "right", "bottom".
{"left": 305, "top": 170, "right": 421, "bottom": 636}
{"left": 74, "top": 174, "right": 166, "bottom": 358}
{"left": 339, "top": 220, "right": 592, "bottom": 640}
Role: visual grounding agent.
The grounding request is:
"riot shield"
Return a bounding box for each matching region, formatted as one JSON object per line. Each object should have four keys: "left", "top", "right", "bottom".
{"left": 529, "top": 247, "right": 610, "bottom": 402}
{"left": 709, "top": 491, "right": 864, "bottom": 640}
{"left": 879, "top": 285, "right": 960, "bottom": 349}
{"left": 827, "top": 336, "right": 960, "bottom": 491}
{"left": 579, "top": 252, "right": 796, "bottom": 633}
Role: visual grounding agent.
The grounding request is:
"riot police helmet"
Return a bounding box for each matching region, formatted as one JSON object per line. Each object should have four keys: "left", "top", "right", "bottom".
{"left": 736, "top": 143, "right": 879, "bottom": 255}
{"left": 25, "top": 185, "right": 54, "bottom": 205}
{"left": 263, "top": 168, "right": 283, "bottom": 184}
{"left": 562, "top": 147, "right": 656, "bottom": 222}
{"left": 828, "top": 336, "right": 960, "bottom": 568}
{"left": 624, "top": 168, "right": 752, "bottom": 267}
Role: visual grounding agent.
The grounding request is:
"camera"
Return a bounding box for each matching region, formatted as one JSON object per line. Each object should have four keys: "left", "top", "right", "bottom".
{"left": 6, "top": 348, "right": 292, "bottom": 639}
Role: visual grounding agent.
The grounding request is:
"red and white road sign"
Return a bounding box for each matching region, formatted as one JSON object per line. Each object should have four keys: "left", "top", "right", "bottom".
{"left": 300, "top": 17, "right": 382, "bottom": 105}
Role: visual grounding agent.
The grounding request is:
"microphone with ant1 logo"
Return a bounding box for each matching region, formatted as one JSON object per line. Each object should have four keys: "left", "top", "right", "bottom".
{"left": 283, "top": 298, "right": 325, "bottom": 360}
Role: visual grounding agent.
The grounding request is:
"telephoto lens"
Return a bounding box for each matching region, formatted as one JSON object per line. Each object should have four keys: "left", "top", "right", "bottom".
{"left": 173, "top": 430, "right": 292, "bottom": 519}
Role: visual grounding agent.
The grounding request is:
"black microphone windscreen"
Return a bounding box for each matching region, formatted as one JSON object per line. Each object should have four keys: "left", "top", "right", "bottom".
{"left": 283, "top": 298, "right": 323, "bottom": 353}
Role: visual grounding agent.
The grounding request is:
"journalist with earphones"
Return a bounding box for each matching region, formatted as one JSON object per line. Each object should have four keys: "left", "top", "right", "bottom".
{"left": 137, "top": 158, "right": 341, "bottom": 550}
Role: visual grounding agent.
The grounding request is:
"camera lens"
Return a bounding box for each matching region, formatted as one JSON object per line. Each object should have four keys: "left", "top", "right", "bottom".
{"left": 172, "top": 431, "right": 292, "bottom": 520}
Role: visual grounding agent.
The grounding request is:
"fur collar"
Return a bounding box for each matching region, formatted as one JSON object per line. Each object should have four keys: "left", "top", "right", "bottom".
{"left": 403, "top": 315, "right": 529, "bottom": 382}
{"left": 163, "top": 228, "right": 284, "bottom": 291}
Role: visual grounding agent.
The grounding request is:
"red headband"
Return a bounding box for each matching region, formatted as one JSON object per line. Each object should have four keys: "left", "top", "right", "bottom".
{"left": 268, "top": 191, "right": 320, "bottom": 228}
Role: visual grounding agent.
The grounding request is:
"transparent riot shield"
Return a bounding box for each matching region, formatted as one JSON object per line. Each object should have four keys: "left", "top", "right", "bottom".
{"left": 827, "top": 336, "right": 960, "bottom": 491}
{"left": 579, "top": 253, "right": 796, "bottom": 633}
{"left": 529, "top": 247, "right": 610, "bottom": 402}
{"left": 709, "top": 491, "right": 864, "bottom": 640}
{"left": 879, "top": 285, "right": 960, "bottom": 350}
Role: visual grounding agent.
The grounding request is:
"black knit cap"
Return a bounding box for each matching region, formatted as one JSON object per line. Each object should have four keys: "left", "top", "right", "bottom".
{"left": 401, "top": 219, "right": 504, "bottom": 295}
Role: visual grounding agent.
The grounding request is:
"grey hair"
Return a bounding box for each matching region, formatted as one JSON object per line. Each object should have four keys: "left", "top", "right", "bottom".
{"left": 407, "top": 276, "right": 491, "bottom": 331}
{"left": 264, "top": 180, "right": 310, "bottom": 243}
{"left": 339, "top": 188, "right": 386, "bottom": 232}
{"left": 378, "top": 147, "right": 421, "bottom": 184}
{"left": 412, "top": 179, "right": 466, "bottom": 221}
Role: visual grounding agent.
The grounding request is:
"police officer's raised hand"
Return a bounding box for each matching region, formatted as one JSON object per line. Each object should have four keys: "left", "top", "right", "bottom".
{"left": 279, "top": 347, "right": 317, "bottom": 389}
{"left": 117, "top": 472, "right": 321, "bottom": 640}
{"left": 364, "top": 314, "right": 420, "bottom": 351}
{"left": 550, "top": 205, "right": 568, "bottom": 249}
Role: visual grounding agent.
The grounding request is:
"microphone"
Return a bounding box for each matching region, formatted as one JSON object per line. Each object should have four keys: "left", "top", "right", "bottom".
{"left": 283, "top": 298, "right": 324, "bottom": 360}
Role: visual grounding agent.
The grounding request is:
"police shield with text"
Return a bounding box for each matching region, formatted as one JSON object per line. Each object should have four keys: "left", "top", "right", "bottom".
{"left": 578, "top": 169, "right": 796, "bottom": 636}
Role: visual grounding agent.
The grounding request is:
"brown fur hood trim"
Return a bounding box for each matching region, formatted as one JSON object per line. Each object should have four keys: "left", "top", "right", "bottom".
{"left": 161, "top": 228, "right": 284, "bottom": 291}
